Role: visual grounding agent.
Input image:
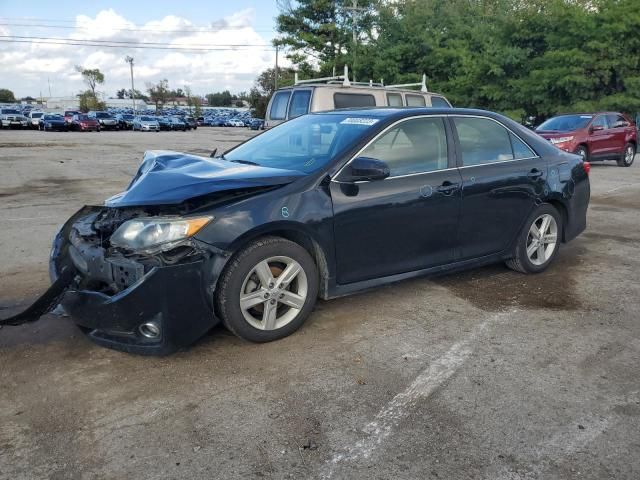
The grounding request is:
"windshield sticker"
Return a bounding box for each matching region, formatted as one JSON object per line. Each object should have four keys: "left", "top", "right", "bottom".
{"left": 340, "top": 117, "right": 379, "bottom": 126}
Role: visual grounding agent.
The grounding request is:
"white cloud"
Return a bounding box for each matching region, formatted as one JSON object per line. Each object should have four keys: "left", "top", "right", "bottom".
{"left": 0, "top": 8, "right": 282, "bottom": 99}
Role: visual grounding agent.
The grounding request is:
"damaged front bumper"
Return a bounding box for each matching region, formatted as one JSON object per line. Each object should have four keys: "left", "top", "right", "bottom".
{"left": 47, "top": 206, "right": 220, "bottom": 355}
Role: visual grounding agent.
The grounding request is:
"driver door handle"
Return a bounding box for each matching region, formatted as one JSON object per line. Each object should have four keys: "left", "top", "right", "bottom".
{"left": 436, "top": 181, "right": 459, "bottom": 195}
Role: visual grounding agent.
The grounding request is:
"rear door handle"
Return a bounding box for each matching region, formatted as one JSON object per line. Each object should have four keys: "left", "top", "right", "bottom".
{"left": 527, "top": 168, "right": 544, "bottom": 179}
{"left": 436, "top": 181, "right": 459, "bottom": 195}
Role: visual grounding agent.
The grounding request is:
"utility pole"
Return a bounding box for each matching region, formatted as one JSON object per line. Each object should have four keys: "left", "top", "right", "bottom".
{"left": 125, "top": 56, "right": 136, "bottom": 112}
{"left": 274, "top": 44, "right": 279, "bottom": 91}
{"left": 47, "top": 77, "right": 52, "bottom": 97}
{"left": 345, "top": 0, "right": 365, "bottom": 83}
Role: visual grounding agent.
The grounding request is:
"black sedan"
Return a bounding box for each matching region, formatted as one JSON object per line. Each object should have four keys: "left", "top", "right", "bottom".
{"left": 10, "top": 108, "right": 590, "bottom": 355}
{"left": 42, "top": 114, "right": 68, "bottom": 132}
{"left": 156, "top": 116, "right": 172, "bottom": 131}
{"left": 115, "top": 113, "right": 135, "bottom": 130}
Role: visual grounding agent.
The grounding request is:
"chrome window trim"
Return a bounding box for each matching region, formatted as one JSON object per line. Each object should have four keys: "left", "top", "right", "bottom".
{"left": 331, "top": 114, "right": 450, "bottom": 182}
{"left": 331, "top": 113, "right": 540, "bottom": 183}
{"left": 451, "top": 114, "right": 539, "bottom": 166}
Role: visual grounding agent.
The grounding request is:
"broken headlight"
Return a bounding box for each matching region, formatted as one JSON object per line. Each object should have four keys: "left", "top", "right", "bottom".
{"left": 109, "top": 216, "right": 213, "bottom": 252}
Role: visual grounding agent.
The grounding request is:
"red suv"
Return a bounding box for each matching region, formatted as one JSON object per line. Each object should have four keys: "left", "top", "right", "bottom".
{"left": 536, "top": 112, "right": 637, "bottom": 167}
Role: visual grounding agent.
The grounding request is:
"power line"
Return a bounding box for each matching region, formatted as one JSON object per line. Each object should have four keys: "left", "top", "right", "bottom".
{"left": 0, "top": 38, "right": 276, "bottom": 52}
{"left": 0, "top": 22, "right": 277, "bottom": 34}
{"left": 1, "top": 34, "right": 273, "bottom": 48}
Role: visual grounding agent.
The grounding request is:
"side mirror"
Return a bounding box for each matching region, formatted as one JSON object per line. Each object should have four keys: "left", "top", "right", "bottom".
{"left": 348, "top": 157, "right": 390, "bottom": 182}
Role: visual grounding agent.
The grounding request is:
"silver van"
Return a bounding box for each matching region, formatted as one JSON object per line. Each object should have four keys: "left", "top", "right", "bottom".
{"left": 264, "top": 66, "right": 452, "bottom": 128}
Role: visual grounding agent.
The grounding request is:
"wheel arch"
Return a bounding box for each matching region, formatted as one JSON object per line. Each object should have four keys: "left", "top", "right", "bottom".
{"left": 576, "top": 143, "right": 589, "bottom": 154}
{"left": 545, "top": 199, "right": 568, "bottom": 242}
{"left": 224, "top": 222, "right": 332, "bottom": 299}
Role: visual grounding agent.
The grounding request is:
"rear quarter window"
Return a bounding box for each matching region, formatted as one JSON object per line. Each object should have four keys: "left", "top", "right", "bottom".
{"left": 406, "top": 94, "right": 426, "bottom": 107}
{"left": 430, "top": 96, "right": 451, "bottom": 108}
{"left": 269, "top": 91, "right": 291, "bottom": 120}
{"left": 333, "top": 93, "right": 376, "bottom": 109}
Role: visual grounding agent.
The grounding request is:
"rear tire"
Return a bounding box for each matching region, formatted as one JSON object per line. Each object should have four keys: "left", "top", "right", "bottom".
{"left": 505, "top": 204, "right": 562, "bottom": 274}
{"left": 216, "top": 236, "right": 319, "bottom": 343}
{"left": 617, "top": 143, "right": 635, "bottom": 167}
{"left": 574, "top": 145, "right": 589, "bottom": 161}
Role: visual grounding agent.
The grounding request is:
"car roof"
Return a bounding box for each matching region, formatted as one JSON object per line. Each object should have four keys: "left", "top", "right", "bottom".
{"left": 552, "top": 112, "right": 623, "bottom": 117}
{"left": 312, "top": 107, "right": 502, "bottom": 119}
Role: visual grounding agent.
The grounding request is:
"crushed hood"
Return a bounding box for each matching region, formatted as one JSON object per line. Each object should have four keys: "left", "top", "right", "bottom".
{"left": 105, "top": 150, "right": 305, "bottom": 207}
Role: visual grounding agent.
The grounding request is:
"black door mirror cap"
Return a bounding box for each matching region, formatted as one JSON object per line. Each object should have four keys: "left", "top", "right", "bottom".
{"left": 348, "top": 156, "right": 391, "bottom": 182}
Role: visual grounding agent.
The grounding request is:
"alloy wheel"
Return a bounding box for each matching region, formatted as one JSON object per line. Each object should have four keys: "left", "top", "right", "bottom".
{"left": 526, "top": 214, "right": 558, "bottom": 266}
{"left": 239, "top": 256, "right": 308, "bottom": 330}
{"left": 624, "top": 145, "right": 635, "bottom": 165}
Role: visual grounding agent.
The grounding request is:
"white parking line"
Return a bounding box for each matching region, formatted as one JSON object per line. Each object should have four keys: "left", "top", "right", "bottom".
{"left": 602, "top": 182, "right": 640, "bottom": 196}
{"left": 321, "top": 311, "right": 513, "bottom": 479}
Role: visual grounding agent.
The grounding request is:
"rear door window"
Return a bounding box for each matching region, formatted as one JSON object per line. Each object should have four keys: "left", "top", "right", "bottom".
{"left": 405, "top": 94, "right": 426, "bottom": 107}
{"left": 288, "top": 90, "right": 312, "bottom": 119}
{"left": 387, "top": 92, "right": 403, "bottom": 107}
{"left": 269, "top": 91, "right": 291, "bottom": 120}
{"left": 430, "top": 96, "right": 451, "bottom": 108}
{"left": 591, "top": 115, "right": 609, "bottom": 130}
{"left": 453, "top": 117, "right": 515, "bottom": 166}
{"left": 510, "top": 133, "right": 536, "bottom": 159}
{"left": 333, "top": 93, "right": 376, "bottom": 109}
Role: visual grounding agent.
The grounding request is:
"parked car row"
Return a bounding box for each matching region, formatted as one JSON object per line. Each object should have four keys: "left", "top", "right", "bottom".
{"left": 2, "top": 110, "right": 262, "bottom": 133}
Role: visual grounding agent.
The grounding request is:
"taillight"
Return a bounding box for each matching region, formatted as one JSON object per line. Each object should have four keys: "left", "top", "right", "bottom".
{"left": 582, "top": 161, "right": 590, "bottom": 175}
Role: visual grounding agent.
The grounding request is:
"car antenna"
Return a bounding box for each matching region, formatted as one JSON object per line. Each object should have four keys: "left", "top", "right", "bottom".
{"left": 210, "top": 148, "right": 217, "bottom": 158}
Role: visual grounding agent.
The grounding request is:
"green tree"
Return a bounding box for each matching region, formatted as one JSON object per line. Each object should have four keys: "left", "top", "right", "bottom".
{"left": 275, "top": 0, "right": 377, "bottom": 77}
{"left": 205, "top": 90, "right": 234, "bottom": 106}
{"left": 0, "top": 88, "right": 16, "bottom": 102}
{"left": 78, "top": 90, "right": 106, "bottom": 112}
{"left": 75, "top": 66, "right": 104, "bottom": 98}
{"left": 147, "top": 79, "right": 170, "bottom": 110}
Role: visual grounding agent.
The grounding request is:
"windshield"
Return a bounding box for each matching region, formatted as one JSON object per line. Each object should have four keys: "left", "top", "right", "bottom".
{"left": 537, "top": 115, "right": 593, "bottom": 132}
{"left": 2, "top": 109, "right": 20, "bottom": 114}
{"left": 77, "top": 114, "right": 89, "bottom": 120}
{"left": 140, "top": 116, "right": 155, "bottom": 121}
{"left": 96, "top": 112, "right": 111, "bottom": 118}
{"left": 44, "top": 115, "right": 62, "bottom": 120}
{"left": 32, "top": 113, "right": 43, "bottom": 118}
{"left": 224, "top": 114, "right": 379, "bottom": 173}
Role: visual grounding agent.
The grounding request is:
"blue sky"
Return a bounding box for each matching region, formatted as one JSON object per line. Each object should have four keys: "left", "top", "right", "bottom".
{"left": 0, "top": 1, "right": 284, "bottom": 98}
{"left": 0, "top": 1, "right": 279, "bottom": 34}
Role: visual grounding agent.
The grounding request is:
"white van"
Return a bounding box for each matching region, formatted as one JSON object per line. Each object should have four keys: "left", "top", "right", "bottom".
{"left": 264, "top": 66, "right": 452, "bottom": 128}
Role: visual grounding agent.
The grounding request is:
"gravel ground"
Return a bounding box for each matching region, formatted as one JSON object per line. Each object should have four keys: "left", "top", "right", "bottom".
{"left": 0, "top": 128, "right": 639, "bottom": 480}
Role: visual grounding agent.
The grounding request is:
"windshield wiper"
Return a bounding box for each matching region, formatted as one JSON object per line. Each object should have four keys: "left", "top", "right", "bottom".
{"left": 229, "top": 159, "right": 260, "bottom": 166}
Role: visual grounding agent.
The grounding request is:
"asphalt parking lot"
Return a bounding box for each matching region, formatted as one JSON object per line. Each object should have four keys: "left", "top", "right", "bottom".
{"left": 1, "top": 129, "right": 639, "bottom": 480}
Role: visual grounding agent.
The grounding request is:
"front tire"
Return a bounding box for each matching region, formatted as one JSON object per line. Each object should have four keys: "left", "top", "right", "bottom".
{"left": 617, "top": 143, "right": 635, "bottom": 167}
{"left": 216, "top": 237, "right": 319, "bottom": 342}
{"left": 505, "top": 204, "right": 561, "bottom": 274}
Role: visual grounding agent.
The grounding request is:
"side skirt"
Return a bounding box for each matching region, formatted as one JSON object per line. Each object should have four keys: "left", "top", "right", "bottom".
{"left": 326, "top": 251, "right": 506, "bottom": 300}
